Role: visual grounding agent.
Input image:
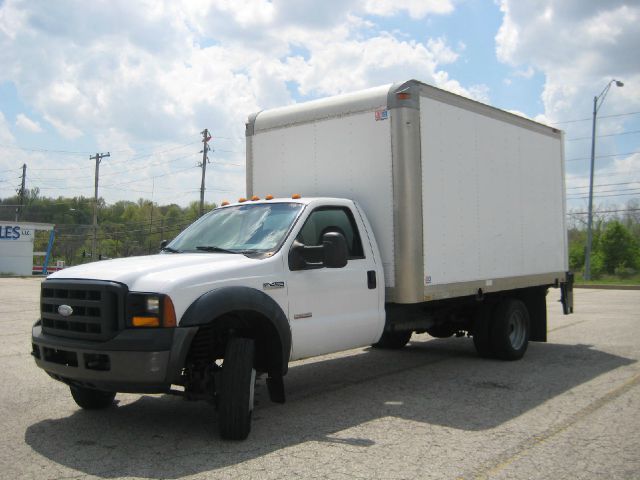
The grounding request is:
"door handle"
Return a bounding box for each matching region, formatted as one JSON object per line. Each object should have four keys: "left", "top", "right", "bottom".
{"left": 367, "top": 270, "right": 377, "bottom": 289}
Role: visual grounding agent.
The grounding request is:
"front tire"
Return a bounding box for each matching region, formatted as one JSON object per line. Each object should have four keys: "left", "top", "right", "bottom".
{"left": 70, "top": 386, "right": 116, "bottom": 409}
{"left": 218, "top": 337, "right": 256, "bottom": 440}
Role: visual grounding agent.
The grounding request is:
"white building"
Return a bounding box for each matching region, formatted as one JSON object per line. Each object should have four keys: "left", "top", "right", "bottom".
{"left": 0, "top": 222, "right": 54, "bottom": 275}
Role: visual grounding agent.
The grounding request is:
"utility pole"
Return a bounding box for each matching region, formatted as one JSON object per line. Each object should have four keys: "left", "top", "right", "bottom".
{"left": 584, "top": 79, "right": 623, "bottom": 280}
{"left": 15, "top": 163, "right": 26, "bottom": 221}
{"left": 90, "top": 152, "right": 110, "bottom": 261}
{"left": 199, "top": 129, "right": 211, "bottom": 217}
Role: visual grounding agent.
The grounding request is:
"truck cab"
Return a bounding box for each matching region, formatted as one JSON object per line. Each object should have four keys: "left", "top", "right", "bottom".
{"left": 32, "top": 197, "right": 385, "bottom": 440}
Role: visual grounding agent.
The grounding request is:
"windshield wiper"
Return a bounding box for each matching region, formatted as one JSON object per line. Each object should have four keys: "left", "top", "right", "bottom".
{"left": 195, "top": 245, "right": 239, "bottom": 254}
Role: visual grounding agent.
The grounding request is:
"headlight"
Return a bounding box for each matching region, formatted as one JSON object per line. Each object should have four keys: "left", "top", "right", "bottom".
{"left": 146, "top": 296, "right": 160, "bottom": 314}
{"left": 127, "top": 293, "right": 177, "bottom": 328}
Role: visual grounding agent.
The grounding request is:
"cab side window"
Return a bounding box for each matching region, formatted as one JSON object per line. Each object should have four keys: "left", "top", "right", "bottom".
{"left": 297, "top": 207, "right": 365, "bottom": 259}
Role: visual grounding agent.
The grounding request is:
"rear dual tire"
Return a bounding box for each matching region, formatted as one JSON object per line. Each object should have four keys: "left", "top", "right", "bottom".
{"left": 473, "top": 298, "right": 530, "bottom": 361}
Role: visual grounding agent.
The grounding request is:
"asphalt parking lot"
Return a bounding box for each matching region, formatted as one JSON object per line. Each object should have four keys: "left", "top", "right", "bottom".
{"left": 1, "top": 277, "right": 638, "bottom": 479}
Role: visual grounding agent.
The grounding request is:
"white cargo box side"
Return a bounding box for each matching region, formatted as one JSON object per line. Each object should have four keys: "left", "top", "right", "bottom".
{"left": 418, "top": 89, "right": 568, "bottom": 299}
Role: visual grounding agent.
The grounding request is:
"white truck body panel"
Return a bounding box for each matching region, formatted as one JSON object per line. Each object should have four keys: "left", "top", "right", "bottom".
{"left": 250, "top": 95, "right": 397, "bottom": 287}
{"left": 419, "top": 95, "right": 568, "bottom": 289}
{"left": 247, "top": 79, "right": 568, "bottom": 303}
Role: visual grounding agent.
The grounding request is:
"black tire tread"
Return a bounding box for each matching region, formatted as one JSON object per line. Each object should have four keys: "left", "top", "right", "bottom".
{"left": 70, "top": 386, "right": 116, "bottom": 409}
{"left": 218, "top": 337, "right": 255, "bottom": 440}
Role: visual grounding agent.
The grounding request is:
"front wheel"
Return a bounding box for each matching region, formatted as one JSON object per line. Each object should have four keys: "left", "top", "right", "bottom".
{"left": 218, "top": 337, "right": 256, "bottom": 440}
{"left": 70, "top": 386, "right": 116, "bottom": 409}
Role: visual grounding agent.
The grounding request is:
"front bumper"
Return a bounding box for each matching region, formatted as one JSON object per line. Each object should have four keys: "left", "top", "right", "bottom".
{"left": 32, "top": 324, "right": 198, "bottom": 393}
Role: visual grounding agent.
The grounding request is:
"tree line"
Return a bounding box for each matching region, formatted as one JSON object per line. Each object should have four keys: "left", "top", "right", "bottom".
{"left": 567, "top": 199, "right": 640, "bottom": 279}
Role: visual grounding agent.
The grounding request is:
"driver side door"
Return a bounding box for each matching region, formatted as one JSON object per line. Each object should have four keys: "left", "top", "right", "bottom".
{"left": 285, "top": 206, "right": 382, "bottom": 360}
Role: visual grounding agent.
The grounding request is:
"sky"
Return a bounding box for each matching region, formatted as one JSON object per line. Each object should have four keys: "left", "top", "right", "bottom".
{"left": 0, "top": 0, "right": 639, "bottom": 216}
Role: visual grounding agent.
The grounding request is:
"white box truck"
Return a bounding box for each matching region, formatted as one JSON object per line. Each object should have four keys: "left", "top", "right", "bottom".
{"left": 32, "top": 79, "right": 573, "bottom": 440}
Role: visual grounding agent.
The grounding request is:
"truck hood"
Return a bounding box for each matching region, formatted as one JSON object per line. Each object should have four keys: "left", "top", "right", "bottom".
{"left": 48, "top": 253, "right": 262, "bottom": 291}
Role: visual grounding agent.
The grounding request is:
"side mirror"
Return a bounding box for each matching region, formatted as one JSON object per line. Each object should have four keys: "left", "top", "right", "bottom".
{"left": 159, "top": 239, "right": 168, "bottom": 250}
{"left": 288, "top": 232, "right": 349, "bottom": 271}
{"left": 322, "top": 231, "right": 348, "bottom": 268}
{"left": 288, "top": 241, "right": 323, "bottom": 271}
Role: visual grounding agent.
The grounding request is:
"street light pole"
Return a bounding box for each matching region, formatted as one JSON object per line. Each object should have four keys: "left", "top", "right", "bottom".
{"left": 584, "top": 79, "right": 623, "bottom": 280}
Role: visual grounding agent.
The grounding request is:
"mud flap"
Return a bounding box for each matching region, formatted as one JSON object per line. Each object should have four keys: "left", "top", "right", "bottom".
{"left": 561, "top": 271, "right": 574, "bottom": 315}
{"left": 267, "top": 375, "right": 285, "bottom": 404}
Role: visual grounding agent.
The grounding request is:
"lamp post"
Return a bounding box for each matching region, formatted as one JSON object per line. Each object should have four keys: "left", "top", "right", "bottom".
{"left": 584, "top": 79, "right": 624, "bottom": 280}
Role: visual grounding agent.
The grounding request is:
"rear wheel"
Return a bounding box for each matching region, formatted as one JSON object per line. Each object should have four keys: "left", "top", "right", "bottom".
{"left": 373, "top": 330, "right": 412, "bottom": 349}
{"left": 491, "top": 299, "right": 530, "bottom": 360}
{"left": 70, "top": 386, "right": 116, "bottom": 409}
{"left": 218, "top": 337, "right": 256, "bottom": 440}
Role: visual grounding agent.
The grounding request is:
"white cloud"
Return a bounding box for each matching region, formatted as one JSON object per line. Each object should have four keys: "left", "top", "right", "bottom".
{"left": 285, "top": 34, "right": 468, "bottom": 98}
{"left": 0, "top": 112, "right": 16, "bottom": 144}
{"left": 15, "top": 113, "right": 42, "bottom": 133}
{"left": 363, "top": 0, "right": 454, "bottom": 19}
{"left": 514, "top": 66, "right": 534, "bottom": 79}
{"left": 0, "top": 0, "right": 466, "bottom": 206}
{"left": 495, "top": 0, "right": 640, "bottom": 124}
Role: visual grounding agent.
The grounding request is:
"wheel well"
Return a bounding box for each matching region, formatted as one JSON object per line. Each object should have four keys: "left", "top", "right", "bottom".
{"left": 186, "top": 310, "right": 285, "bottom": 376}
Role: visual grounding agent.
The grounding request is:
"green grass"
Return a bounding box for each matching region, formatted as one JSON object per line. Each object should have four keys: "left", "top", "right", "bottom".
{"left": 573, "top": 273, "right": 640, "bottom": 285}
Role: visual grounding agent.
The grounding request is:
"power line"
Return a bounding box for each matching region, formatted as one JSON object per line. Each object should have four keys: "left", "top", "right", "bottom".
{"left": 568, "top": 170, "right": 639, "bottom": 180}
{"left": 552, "top": 111, "right": 640, "bottom": 125}
{"left": 567, "top": 187, "right": 640, "bottom": 197}
{"left": 101, "top": 165, "right": 197, "bottom": 188}
{"left": 566, "top": 151, "right": 640, "bottom": 162}
{"left": 0, "top": 143, "right": 92, "bottom": 155}
{"left": 567, "top": 181, "right": 640, "bottom": 190}
{"left": 99, "top": 153, "right": 198, "bottom": 178}
{"left": 566, "top": 129, "right": 640, "bottom": 141}
{"left": 567, "top": 191, "right": 640, "bottom": 200}
{"left": 567, "top": 208, "right": 640, "bottom": 215}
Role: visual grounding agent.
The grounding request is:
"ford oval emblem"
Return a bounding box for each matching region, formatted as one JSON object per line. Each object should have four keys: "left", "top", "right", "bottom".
{"left": 58, "top": 305, "right": 73, "bottom": 317}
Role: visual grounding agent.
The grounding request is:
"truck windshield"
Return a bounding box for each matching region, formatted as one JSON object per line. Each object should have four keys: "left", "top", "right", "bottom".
{"left": 167, "top": 202, "right": 303, "bottom": 255}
